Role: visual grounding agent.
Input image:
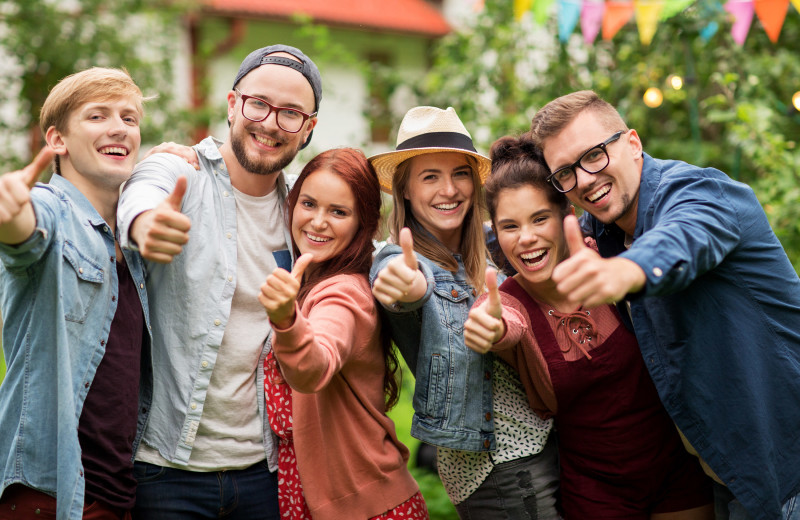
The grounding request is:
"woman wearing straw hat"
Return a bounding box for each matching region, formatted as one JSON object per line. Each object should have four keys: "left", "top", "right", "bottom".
{"left": 369, "top": 106, "right": 560, "bottom": 519}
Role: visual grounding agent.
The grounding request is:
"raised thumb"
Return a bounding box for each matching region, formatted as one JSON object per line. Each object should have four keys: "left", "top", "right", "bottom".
{"left": 485, "top": 268, "right": 501, "bottom": 318}
{"left": 165, "top": 176, "right": 187, "bottom": 211}
{"left": 399, "top": 227, "right": 416, "bottom": 270}
{"left": 563, "top": 214, "right": 587, "bottom": 257}
{"left": 23, "top": 147, "right": 56, "bottom": 188}
{"left": 291, "top": 253, "right": 314, "bottom": 281}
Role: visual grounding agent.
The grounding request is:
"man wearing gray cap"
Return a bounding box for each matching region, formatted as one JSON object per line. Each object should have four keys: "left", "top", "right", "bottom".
{"left": 117, "top": 44, "right": 321, "bottom": 519}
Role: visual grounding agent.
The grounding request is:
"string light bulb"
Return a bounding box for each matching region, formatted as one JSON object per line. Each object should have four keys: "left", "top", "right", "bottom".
{"left": 643, "top": 87, "right": 663, "bottom": 108}
{"left": 668, "top": 75, "right": 683, "bottom": 90}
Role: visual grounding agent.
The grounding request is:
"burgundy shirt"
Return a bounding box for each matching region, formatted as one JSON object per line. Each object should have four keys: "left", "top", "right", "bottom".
{"left": 77, "top": 257, "right": 143, "bottom": 510}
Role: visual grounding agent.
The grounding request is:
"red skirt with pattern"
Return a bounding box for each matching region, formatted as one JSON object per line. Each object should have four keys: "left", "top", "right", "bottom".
{"left": 264, "top": 351, "right": 428, "bottom": 519}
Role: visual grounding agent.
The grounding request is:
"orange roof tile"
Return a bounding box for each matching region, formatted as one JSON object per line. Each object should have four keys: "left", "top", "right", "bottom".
{"left": 205, "top": 0, "right": 450, "bottom": 37}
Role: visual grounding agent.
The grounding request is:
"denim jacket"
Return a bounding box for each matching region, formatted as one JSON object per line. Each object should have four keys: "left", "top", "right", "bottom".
{"left": 590, "top": 154, "right": 800, "bottom": 519}
{"left": 0, "top": 175, "right": 152, "bottom": 520}
{"left": 370, "top": 245, "right": 496, "bottom": 452}
{"left": 118, "top": 137, "right": 290, "bottom": 470}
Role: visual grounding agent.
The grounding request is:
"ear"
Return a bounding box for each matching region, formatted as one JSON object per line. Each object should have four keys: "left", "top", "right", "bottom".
{"left": 226, "top": 90, "right": 238, "bottom": 123}
{"left": 45, "top": 126, "right": 68, "bottom": 157}
{"left": 301, "top": 116, "right": 318, "bottom": 142}
{"left": 626, "top": 129, "right": 643, "bottom": 160}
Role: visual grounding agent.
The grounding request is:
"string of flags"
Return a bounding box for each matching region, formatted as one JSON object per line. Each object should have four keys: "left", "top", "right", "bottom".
{"left": 484, "top": 0, "right": 800, "bottom": 45}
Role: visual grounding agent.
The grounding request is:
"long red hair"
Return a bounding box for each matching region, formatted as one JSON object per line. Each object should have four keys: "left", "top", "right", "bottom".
{"left": 285, "top": 147, "right": 401, "bottom": 408}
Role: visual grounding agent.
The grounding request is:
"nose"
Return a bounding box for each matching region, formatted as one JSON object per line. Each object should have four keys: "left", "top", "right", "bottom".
{"left": 310, "top": 209, "right": 327, "bottom": 230}
{"left": 518, "top": 224, "right": 538, "bottom": 246}
{"left": 108, "top": 116, "right": 128, "bottom": 138}
{"left": 440, "top": 177, "right": 458, "bottom": 197}
{"left": 573, "top": 167, "right": 596, "bottom": 191}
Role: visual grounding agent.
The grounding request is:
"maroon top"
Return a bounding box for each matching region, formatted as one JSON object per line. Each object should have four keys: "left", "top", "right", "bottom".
{"left": 500, "top": 278, "right": 709, "bottom": 517}
{"left": 78, "top": 257, "right": 143, "bottom": 510}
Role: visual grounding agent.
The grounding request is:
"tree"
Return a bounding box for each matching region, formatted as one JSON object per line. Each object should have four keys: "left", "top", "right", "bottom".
{"left": 410, "top": 0, "right": 800, "bottom": 270}
{"left": 0, "top": 0, "right": 196, "bottom": 167}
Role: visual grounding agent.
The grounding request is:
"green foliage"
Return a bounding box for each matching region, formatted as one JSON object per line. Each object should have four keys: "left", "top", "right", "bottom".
{"left": 0, "top": 0, "right": 196, "bottom": 167}
{"left": 408, "top": 0, "right": 800, "bottom": 270}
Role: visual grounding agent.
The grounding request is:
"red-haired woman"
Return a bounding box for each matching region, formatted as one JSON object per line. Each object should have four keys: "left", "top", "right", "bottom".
{"left": 259, "top": 148, "right": 428, "bottom": 520}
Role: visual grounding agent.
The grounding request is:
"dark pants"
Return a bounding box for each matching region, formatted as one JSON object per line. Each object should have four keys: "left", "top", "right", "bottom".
{"left": 455, "top": 437, "right": 560, "bottom": 520}
{"left": 131, "top": 460, "right": 279, "bottom": 520}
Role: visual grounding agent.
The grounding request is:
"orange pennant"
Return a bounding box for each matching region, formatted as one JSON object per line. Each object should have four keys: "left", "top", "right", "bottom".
{"left": 603, "top": 1, "right": 636, "bottom": 40}
{"left": 754, "top": 0, "right": 789, "bottom": 42}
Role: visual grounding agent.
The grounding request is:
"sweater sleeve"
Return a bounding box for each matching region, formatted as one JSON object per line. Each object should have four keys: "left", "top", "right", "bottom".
{"left": 272, "top": 275, "right": 376, "bottom": 394}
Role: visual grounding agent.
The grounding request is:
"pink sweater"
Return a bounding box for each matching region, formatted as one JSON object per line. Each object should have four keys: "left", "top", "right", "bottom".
{"left": 271, "top": 273, "right": 419, "bottom": 520}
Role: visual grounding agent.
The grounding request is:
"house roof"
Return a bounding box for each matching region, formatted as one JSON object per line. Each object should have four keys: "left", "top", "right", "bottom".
{"left": 204, "top": 0, "right": 450, "bottom": 37}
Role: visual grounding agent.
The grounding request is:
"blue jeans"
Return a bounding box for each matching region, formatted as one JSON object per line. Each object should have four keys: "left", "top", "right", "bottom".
{"left": 455, "top": 437, "right": 560, "bottom": 520}
{"left": 714, "top": 482, "right": 800, "bottom": 520}
{"left": 131, "top": 460, "right": 279, "bottom": 520}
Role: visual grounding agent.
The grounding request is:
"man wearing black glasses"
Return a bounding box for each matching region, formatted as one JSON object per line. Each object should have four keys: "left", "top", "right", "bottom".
{"left": 529, "top": 90, "right": 800, "bottom": 520}
{"left": 117, "top": 45, "right": 321, "bottom": 519}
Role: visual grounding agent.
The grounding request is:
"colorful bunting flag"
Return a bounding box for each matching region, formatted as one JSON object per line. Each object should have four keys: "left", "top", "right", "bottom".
{"left": 792, "top": 0, "right": 800, "bottom": 11}
{"left": 581, "top": 0, "right": 606, "bottom": 44}
{"left": 602, "top": 1, "right": 636, "bottom": 40}
{"left": 514, "top": 0, "right": 533, "bottom": 20}
{"left": 534, "top": 0, "right": 556, "bottom": 25}
{"left": 754, "top": 0, "right": 790, "bottom": 42}
{"left": 635, "top": 0, "right": 665, "bottom": 45}
{"left": 558, "top": 0, "right": 583, "bottom": 42}
{"left": 725, "top": 0, "right": 755, "bottom": 45}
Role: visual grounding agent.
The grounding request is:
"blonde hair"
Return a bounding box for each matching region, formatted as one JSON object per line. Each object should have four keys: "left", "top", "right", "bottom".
{"left": 530, "top": 90, "right": 628, "bottom": 148}
{"left": 389, "top": 154, "right": 488, "bottom": 294}
{"left": 39, "top": 67, "right": 144, "bottom": 175}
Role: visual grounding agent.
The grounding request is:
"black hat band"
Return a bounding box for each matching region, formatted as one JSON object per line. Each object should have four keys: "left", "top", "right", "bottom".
{"left": 396, "top": 132, "right": 477, "bottom": 153}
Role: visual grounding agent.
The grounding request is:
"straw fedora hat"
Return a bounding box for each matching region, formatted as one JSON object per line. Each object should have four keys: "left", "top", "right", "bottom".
{"left": 369, "top": 106, "right": 491, "bottom": 194}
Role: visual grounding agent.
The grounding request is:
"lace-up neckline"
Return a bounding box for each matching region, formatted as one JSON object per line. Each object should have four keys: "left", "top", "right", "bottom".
{"left": 547, "top": 308, "right": 597, "bottom": 360}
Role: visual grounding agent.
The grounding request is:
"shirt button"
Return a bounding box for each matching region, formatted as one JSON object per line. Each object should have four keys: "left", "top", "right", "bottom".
{"left": 191, "top": 402, "right": 197, "bottom": 410}
{"left": 227, "top": 276, "right": 233, "bottom": 282}
{"left": 485, "top": 412, "right": 492, "bottom": 421}
{"left": 111, "top": 296, "right": 116, "bottom": 302}
{"left": 103, "top": 226, "right": 109, "bottom": 233}
{"left": 100, "top": 340, "right": 105, "bottom": 346}
{"left": 79, "top": 267, "right": 84, "bottom": 274}
{"left": 201, "top": 361, "right": 209, "bottom": 368}
{"left": 140, "top": 283, "right": 144, "bottom": 289}
{"left": 109, "top": 256, "right": 114, "bottom": 262}
{"left": 35, "top": 508, "right": 41, "bottom": 514}
{"left": 84, "top": 382, "right": 90, "bottom": 389}
{"left": 484, "top": 371, "right": 491, "bottom": 380}
{"left": 450, "top": 289, "right": 458, "bottom": 298}
{"left": 483, "top": 439, "right": 491, "bottom": 448}
{"left": 223, "top": 191, "right": 229, "bottom": 197}
{"left": 214, "top": 319, "right": 221, "bottom": 326}
{"left": 652, "top": 267, "right": 663, "bottom": 277}
{"left": 226, "top": 233, "right": 232, "bottom": 239}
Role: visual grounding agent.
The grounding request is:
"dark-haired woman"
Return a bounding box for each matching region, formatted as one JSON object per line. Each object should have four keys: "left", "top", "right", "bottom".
{"left": 464, "top": 135, "right": 714, "bottom": 520}
{"left": 259, "top": 148, "right": 427, "bottom": 520}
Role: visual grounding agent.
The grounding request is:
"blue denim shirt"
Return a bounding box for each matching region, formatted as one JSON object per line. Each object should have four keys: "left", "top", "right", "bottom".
{"left": 370, "top": 245, "right": 496, "bottom": 452}
{"left": 0, "top": 175, "right": 151, "bottom": 520}
{"left": 589, "top": 153, "right": 800, "bottom": 520}
{"left": 118, "top": 137, "right": 289, "bottom": 470}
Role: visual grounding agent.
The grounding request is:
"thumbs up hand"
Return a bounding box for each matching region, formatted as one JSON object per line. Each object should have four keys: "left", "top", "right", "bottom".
{"left": 259, "top": 253, "right": 314, "bottom": 329}
{"left": 464, "top": 268, "right": 506, "bottom": 354}
{"left": 0, "top": 147, "right": 55, "bottom": 244}
{"left": 551, "top": 215, "right": 646, "bottom": 308}
{"left": 129, "top": 176, "right": 192, "bottom": 263}
{"left": 372, "top": 228, "right": 427, "bottom": 306}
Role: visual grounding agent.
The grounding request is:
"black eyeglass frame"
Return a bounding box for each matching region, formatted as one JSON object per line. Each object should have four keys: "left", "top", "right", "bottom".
{"left": 234, "top": 88, "right": 317, "bottom": 133}
{"left": 546, "top": 131, "right": 624, "bottom": 194}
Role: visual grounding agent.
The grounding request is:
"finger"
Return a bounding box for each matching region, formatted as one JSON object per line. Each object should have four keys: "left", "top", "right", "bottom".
{"left": 22, "top": 147, "right": 56, "bottom": 188}
{"left": 399, "top": 228, "right": 416, "bottom": 270}
{"left": 291, "top": 253, "right": 314, "bottom": 281}
{"left": 165, "top": 176, "right": 187, "bottom": 211}
{"left": 485, "top": 268, "right": 501, "bottom": 318}
{"left": 563, "top": 214, "right": 587, "bottom": 257}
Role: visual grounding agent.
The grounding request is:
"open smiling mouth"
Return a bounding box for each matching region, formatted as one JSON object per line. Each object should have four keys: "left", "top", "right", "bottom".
{"left": 99, "top": 146, "right": 128, "bottom": 157}
{"left": 433, "top": 202, "right": 461, "bottom": 211}
{"left": 586, "top": 185, "right": 610, "bottom": 203}
{"left": 520, "top": 249, "right": 547, "bottom": 268}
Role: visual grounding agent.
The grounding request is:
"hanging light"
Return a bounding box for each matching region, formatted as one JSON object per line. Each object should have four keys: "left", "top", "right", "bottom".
{"left": 793, "top": 91, "right": 800, "bottom": 112}
{"left": 643, "top": 87, "right": 663, "bottom": 108}
{"left": 668, "top": 74, "right": 683, "bottom": 90}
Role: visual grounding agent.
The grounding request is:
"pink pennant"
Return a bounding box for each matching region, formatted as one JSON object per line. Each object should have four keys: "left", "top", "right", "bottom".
{"left": 581, "top": 0, "right": 606, "bottom": 44}
{"left": 725, "top": 0, "right": 755, "bottom": 45}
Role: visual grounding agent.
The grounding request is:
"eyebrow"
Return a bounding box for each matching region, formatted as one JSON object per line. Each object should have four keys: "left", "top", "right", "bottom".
{"left": 495, "top": 208, "right": 552, "bottom": 226}
{"left": 247, "top": 92, "right": 310, "bottom": 112}
{"left": 299, "top": 193, "right": 352, "bottom": 212}
{"left": 417, "top": 164, "right": 472, "bottom": 176}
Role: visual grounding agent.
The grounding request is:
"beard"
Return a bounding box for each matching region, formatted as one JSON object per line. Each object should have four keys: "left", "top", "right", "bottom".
{"left": 229, "top": 116, "right": 302, "bottom": 176}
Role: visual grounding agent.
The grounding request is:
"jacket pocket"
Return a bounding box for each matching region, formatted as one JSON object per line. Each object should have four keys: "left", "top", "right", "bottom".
{"left": 433, "top": 284, "right": 470, "bottom": 333}
{"left": 425, "top": 352, "right": 448, "bottom": 417}
{"left": 62, "top": 240, "right": 104, "bottom": 323}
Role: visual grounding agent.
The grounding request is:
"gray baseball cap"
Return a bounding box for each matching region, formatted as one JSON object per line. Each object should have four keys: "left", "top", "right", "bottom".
{"left": 233, "top": 44, "right": 322, "bottom": 148}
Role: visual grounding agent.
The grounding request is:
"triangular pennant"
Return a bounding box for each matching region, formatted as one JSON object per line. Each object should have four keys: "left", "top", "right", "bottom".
{"left": 602, "top": 1, "right": 636, "bottom": 40}
{"left": 635, "top": 0, "right": 665, "bottom": 45}
{"left": 724, "top": 0, "right": 755, "bottom": 45}
{"left": 700, "top": 21, "right": 720, "bottom": 40}
{"left": 473, "top": 0, "right": 486, "bottom": 12}
{"left": 514, "top": 0, "right": 533, "bottom": 20}
{"left": 558, "top": 0, "right": 583, "bottom": 42}
{"left": 660, "top": 0, "right": 694, "bottom": 19}
{"left": 754, "top": 0, "right": 789, "bottom": 42}
{"left": 534, "top": 0, "right": 556, "bottom": 25}
{"left": 791, "top": 0, "right": 800, "bottom": 11}
{"left": 581, "top": 0, "right": 606, "bottom": 44}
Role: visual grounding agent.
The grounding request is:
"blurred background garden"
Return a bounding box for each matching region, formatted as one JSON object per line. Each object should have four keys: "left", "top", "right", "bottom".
{"left": 0, "top": 0, "right": 798, "bottom": 517}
